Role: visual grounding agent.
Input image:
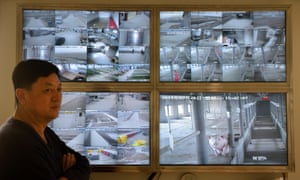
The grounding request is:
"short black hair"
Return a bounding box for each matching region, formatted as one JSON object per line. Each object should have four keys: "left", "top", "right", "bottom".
{"left": 12, "top": 59, "right": 60, "bottom": 90}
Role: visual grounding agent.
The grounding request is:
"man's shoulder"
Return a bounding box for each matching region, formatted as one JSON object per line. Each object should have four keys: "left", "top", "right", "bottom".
{"left": 0, "top": 118, "right": 26, "bottom": 132}
{"left": 0, "top": 118, "right": 34, "bottom": 142}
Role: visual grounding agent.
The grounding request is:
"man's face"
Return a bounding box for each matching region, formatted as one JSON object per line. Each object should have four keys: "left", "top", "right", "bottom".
{"left": 19, "top": 73, "right": 62, "bottom": 122}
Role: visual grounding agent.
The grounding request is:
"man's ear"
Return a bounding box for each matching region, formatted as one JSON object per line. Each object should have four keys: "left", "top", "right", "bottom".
{"left": 15, "top": 88, "right": 27, "bottom": 105}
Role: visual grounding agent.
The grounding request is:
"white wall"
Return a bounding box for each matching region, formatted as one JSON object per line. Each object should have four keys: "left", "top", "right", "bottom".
{"left": 0, "top": 0, "right": 299, "bottom": 179}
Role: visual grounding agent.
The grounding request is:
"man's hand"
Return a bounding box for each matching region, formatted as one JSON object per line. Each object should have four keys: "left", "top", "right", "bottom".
{"left": 62, "top": 153, "right": 76, "bottom": 172}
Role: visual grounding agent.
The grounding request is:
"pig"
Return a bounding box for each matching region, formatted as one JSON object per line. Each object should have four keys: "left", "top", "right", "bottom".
{"left": 208, "top": 135, "right": 231, "bottom": 156}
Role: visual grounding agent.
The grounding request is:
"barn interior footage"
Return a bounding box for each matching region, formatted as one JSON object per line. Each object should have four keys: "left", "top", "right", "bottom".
{"left": 160, "top": 93, "right": 287, "bottom": 165}
{"left": 159, "top": 11, "right": 286, "bottom": 82}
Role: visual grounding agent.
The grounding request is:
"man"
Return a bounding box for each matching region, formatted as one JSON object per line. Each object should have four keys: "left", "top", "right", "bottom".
{"left": 0, "top": 59, "right": 90, "bottom": 180}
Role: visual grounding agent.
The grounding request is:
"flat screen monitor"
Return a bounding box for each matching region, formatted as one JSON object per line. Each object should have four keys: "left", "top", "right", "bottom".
{"left": 48, "top": 92, "right": 150, "bottom": 165}
{"left": 22, "top": 10, "right": 150, "bottom": 82}
{"left": 160, "top": 11, "right": 286, "bottom": 82}
{"left": 160, "top": 92, "right": 287, "bottom": 165}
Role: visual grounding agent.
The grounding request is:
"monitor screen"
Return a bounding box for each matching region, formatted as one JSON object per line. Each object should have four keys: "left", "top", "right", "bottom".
{"left": 160, "top": 92, "right": 287, "bottom": 165}
{"left": 160, "top": 11, "right": 286, "bottom": 82}
{"left": 48, "top": 92, "right": 150, "bottom": 165}
{"left": 22, "top": 10, "right": 150, "bottom": 82}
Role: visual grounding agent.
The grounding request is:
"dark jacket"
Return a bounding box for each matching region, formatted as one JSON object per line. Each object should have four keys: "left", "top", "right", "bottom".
{"left": 0, "top": 118, "right": 90, "bottom": 180}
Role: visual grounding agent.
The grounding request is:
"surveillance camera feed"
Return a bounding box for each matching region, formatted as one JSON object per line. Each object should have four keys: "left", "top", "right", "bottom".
{"left": 160, "top": 11, "right": 286, "bottom": 82}
{"left": 160, "top": 92, "right": 287, "bottom": 165}
{"left": 22, "top": 10, "right": 150, "bottom": 82}
{"left": 48, "top": 92, "right": 150, "bottom": 165}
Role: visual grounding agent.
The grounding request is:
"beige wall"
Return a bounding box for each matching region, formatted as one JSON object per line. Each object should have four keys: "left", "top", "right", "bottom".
{"left": 0, "top": 0, "right": 299, "bottom": 179}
